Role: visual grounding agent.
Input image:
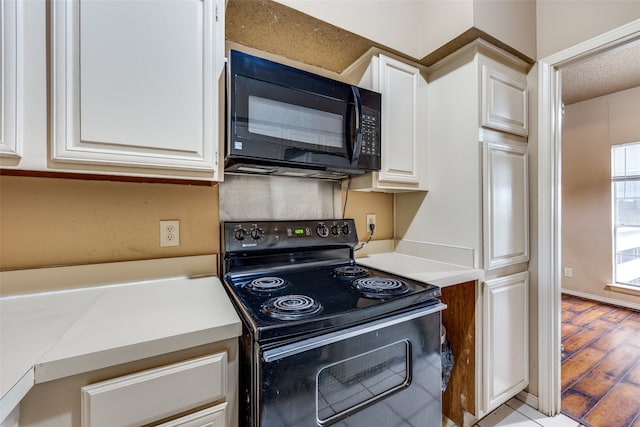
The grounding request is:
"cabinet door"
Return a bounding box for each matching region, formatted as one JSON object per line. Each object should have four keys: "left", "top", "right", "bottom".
{"left": 483, "top": 135, "right": 529, "bottom": 270}
{"left": 377, "top": 55, "right": 422, "bottom": 185}
{"left": 481, "top": 65, "right": 528, "bottom": 136}
{"left": 156, "top": 403, "right": 227, "bottom": 427}
{"left": 1, "top": 0, "right": 22, "bottom": 159}
{"left": 52, "top": 0, "right": 223, "bottom": 178}
{"left": 482, "top": 272, "right": 529, "bottom": 412}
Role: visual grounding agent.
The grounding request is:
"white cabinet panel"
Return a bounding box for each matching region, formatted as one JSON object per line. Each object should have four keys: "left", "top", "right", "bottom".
{"left": 351, "top": 53, "right": 427, "bottom": 191}
{"left": 378, "top": 55, "right": 420, "bottom": 184}
{"left": 482, "top": 272, "right": 529, "bottom": 412}
{"left": 483, "top": 135, "right": 529, "bottom": 270}
{"left": 81, "top": 353, "right": 227, "bottom": 427}
{"left": 52, "top": 0, "right": 223, "bottom": 176}
{"left": 482, "top": 66, "right": 528, "bottom": 136}
{"left": 0, "top": 0, "right": 22, "bottom": 159}
{"left": 156, "top": 403, "right": 226, "bottom": 427}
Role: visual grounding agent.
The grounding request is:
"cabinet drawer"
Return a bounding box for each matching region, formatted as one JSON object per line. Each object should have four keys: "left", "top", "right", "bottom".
{"left": 81, "top": 353, "right": 227, "bottom": 427}
{"left": 155, "top": 403, "right": 227, "bottom": 427}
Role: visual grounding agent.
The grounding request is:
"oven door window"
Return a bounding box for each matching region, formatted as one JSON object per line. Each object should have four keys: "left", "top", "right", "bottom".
{"left": 316, "top": 340, "right": 410, "bottom": 425}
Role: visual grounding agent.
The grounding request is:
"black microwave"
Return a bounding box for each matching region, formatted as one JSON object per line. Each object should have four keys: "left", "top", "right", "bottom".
{"left": 226, "top": 50, "right": 381, "bottom": 179}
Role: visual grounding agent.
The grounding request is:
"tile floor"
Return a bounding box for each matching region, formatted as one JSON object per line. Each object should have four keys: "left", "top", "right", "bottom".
{"left": 475, "top": 398, "right": 582, "bottom": 427}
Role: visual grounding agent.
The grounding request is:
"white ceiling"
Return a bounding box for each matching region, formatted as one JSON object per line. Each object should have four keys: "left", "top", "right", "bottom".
{"left": 562, "top": 39, "right": 640, "bottom": 105}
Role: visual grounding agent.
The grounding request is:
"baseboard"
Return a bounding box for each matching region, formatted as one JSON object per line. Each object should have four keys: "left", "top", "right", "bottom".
{"left": 516, "top": 390, "right": 539, "bottom": 410}
{"left": 562, "top": 288, "right": 640, "bottom": 311}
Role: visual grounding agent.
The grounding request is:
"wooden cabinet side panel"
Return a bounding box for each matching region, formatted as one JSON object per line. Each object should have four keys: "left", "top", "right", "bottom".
{"left": 440, "top": 281, "right": 476, "bottom": 426}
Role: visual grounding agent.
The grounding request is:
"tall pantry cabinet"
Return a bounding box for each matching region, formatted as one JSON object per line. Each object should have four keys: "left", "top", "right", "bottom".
{"left": 396, "top": 40, "right": 530, "bottom": 424}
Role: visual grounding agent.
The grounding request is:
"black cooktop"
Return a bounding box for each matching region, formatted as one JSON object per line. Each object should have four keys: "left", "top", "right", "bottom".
{"left": 221, "top": 219, "right": 441, "bottom": 343}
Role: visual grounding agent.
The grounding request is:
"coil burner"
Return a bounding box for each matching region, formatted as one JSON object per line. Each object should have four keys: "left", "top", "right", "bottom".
{"left": 245, "top": 277, "right": 289, "bottom": 293}
{"left": 353, "top": 277, "right": 411, "bottom": 299}
{"left": 261, "top": 295, "right": 323, "bottom": 320}
{"left": 333, "top": 265, "right": 369, "bottom": 278}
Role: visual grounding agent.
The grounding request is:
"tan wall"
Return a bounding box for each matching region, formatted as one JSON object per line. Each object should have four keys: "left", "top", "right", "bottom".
{"left": 343, "top": 191, "right": 394, "bottom": 242}
{"left": 537, "top": 1, "right": 640, "bottom": 59}
{"left": 0, "top": 175, "right": 395, "bottom": 289}
{"left": 0, "top": 176, "right": 220, "bottom": 271}
{"left": 562, "top": 86, "right": 640, "bottom": 305}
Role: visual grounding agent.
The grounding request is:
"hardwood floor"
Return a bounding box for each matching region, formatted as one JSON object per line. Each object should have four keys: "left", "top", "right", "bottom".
{"left": 561, "top": 294, "right": 640, "bottom": 427}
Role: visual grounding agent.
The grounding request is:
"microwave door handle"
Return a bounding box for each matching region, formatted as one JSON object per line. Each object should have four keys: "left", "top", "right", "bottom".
{"left": 351, "top": 86, "right": 363, "bottom": 167}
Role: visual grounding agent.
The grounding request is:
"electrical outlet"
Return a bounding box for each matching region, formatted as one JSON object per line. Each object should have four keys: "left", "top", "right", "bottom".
{"left": 564, "top": 267, "right": 573, "bottom": 278}
{"left": 160, "top": 220, "right": 180, "bottom": 247}
{"left": 366, "top": 214, "right": 376, "bottom": 231}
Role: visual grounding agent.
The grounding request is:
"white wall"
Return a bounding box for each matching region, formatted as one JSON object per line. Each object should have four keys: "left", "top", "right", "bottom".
{"left": 274, "top": 0, "right": 427, "bottom": 58}
{"left": 395, "top": 50, "right": 481, "bottom": 260}
{"left": 474, "top": 0, "right": 536, "bottom": 59}
{"left": 537, "top": 1, "right": 640, "bottom": 59}
{"left": 275, "top": 0, "right": 536, "bottom": 60}
{"left": 562, "top": 86, "right": 640, "bottom": 308}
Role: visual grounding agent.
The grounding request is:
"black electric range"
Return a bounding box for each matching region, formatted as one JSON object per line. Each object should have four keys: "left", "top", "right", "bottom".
{"left": 220, "top": 219, "right": 441, "bottom": 343}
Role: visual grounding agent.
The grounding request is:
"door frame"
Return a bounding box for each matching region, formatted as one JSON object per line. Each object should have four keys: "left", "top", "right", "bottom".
{"left": 537, "top": 19, "right": 640, "bottom": 416}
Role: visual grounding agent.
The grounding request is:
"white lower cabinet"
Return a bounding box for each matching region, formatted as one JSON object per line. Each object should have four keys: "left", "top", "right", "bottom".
{"left": 81, "top": 353, "right": 228, "bottom": 427}
{"left": 482, "top": 272, "right": 529, "bottom": 412}
{"left": 156, "top": 403, "right": 226, "bottom": 427}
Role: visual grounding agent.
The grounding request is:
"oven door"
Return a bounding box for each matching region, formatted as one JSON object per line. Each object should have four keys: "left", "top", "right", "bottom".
{"left": 257, "top": 303, "right": 446, "bottom": 427}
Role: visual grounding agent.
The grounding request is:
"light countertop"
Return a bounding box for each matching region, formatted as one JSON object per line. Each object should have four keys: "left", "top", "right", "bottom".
{"left": 356, "top": 252, "right": 484, "bottom": 287}
{"left": 0, "top": 275, "right": 241, "bottom": 423}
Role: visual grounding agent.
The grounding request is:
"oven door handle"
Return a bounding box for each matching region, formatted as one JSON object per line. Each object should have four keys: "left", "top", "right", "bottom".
{"left": 262, "top": 302, "right": 447, "bottom": 362}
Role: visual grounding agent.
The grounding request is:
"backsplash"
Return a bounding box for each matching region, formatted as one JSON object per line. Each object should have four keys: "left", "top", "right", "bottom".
{"left": 218, "top": 174, "right": 395, "bottom": 245}
{"left": 219, "top": 174, "right": 340, "bottom": 221}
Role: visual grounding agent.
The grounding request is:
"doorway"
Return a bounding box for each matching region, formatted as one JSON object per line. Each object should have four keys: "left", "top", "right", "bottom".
{"left": 537, "top": 19, "right": 640, "bottom": 416}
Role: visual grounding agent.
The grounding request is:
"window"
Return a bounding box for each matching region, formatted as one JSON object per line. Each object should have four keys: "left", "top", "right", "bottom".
{"left": 612, "top": 142, "right": 640, "bottom": 285}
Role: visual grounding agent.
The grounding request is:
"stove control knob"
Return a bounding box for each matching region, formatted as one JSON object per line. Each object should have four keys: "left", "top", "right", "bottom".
{"left": 330, "top": 225, "right": 339, "bottom": 236}
{"left": 316, "top": 224, "right": 329, "bottom": 238}
{"left": 341, "top": 224, "right": 351, "bottom": 235}
{"left": 250, "top": 227, "right": 264, "bottom": 240}
{"left": 234, "top": 228, "right": 247, "bottom": 241}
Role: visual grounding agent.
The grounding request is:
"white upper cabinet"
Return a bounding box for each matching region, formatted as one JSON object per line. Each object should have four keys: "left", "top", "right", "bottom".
{"left": 351, "top": 53, "right": 427, "bottom": 192}
{"left": 51, "top": 0, "right": 224, "bottom": 180}
{"left": 481, "top": 64, "right": 528, "bottom": 136}
{"left": 1, "top": 0, "right": 23, "bottom": 159}
{"left": 483, "top": 133, "right": 529, "bottom": 270}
